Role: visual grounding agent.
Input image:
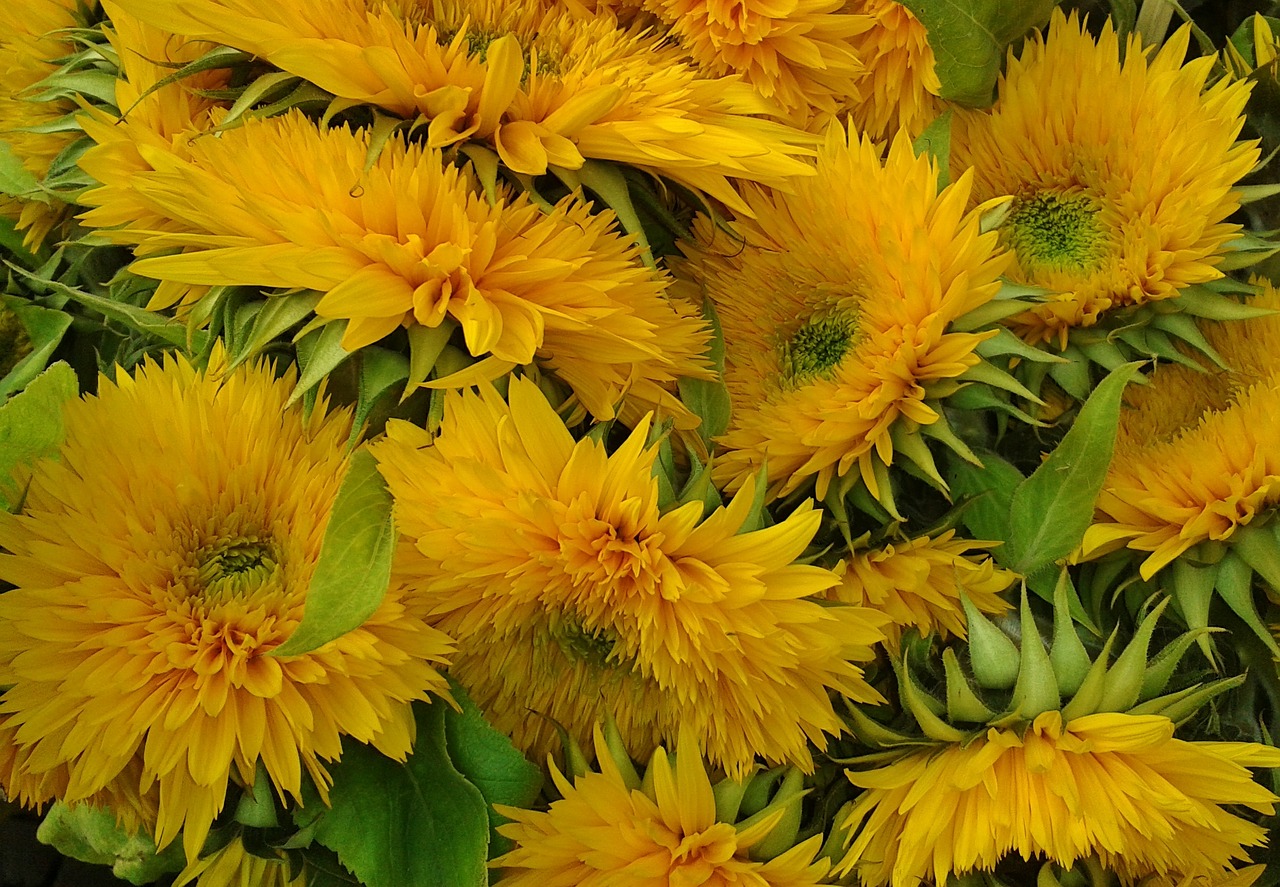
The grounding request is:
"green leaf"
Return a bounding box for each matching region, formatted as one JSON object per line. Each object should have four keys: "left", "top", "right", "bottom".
{"left": 0, "top": 139, "right": 46, "bottom": 201}
{"left": 945, "top": 451, "right": 1024, "bottom": 551}
{"left": 314, "top": 702, "right": 491, "bottom": 887}
{"left": 677, "top": 296, "right": 731, "bottom": 447}
{"left": 226, "top": 290, "right": 321, "bottom": 370}
{"left": 350, "top": 347, "right": 409, "bottom": 445}
{"left": 36, "top": 802, "right": 185, "bottom": 886}
{"left": 911, "top": 110, "right": 952, "bottom": 189}
{"left": 270, "top": 449, "right": 394, "bottom": 656}
{"left": 290, "top": 320, "right": 351, "bottom": 409}
{"left": 0, "top": 361, "right": 78, "bottom": 511}
{"left": 442, "top": 682, "right": 543, "bottom": 859}
{"left": 897, "top": 0, "right": 1060, "bottom": 105}
{"left": 1003, "top": 362, "right": 1141, "bottom": 577}
{"left": 0, "top": 297, "right": 73, "bottom": 401}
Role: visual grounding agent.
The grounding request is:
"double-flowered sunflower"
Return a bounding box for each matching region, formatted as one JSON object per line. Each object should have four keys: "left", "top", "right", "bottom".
{"left": 106, "top": 0, "right": 813, "bottom": 216}
{"left": 677, "top": 123, "right": 1009, "bottom": 503}
{"left": 85, "top": 110, "right": 711, "bottom": 427}
{"left": 1082, "top": 277, "right": 1280, "bottom": 579}
{"left": 951, "top": 11, "right": 1257, "bottom": 351}
{"left": 374, "top": 376, "right": 886, "bottom": 776}
{"left": 0, "top": 352, "right": 453, "bottom": 861}
{"left": 495, "top": 726, "right": 831, "bottom": 886}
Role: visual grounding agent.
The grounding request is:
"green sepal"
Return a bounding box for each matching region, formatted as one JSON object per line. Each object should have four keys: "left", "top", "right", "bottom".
{"left": 962, "top": 595, "right": 1020, "bottom": 690}
{"left": 1141, "top": 628, "right": 1218, "bottom": 699}
{"left": 738, "top": 766, "right": 785, "bottom": 818}
{"left": 943, "top": 647, "right": 996, "bottom": 723}
{"left": 1213, "top": 543, "right": 1280, "bottom": 656}
{"left": 889, "top": 420, "right": 947, "bottom": 493}
{"left": 1009, "top": 589, "right": 1060, "bottom": 719}
{"left": 1049, "top": 571, "right": 1092, "bottom": 697}
{"left": 899, "top": 654, "right": 968, "bottom": 742}
{"left": 1060, "top": 631, "right": 1118, "bottom": 722}
{"left": 1128, "top": 675, "right": 1246, "bottom": 723}
{"left": 843, "top": 701, "right": 920, "bottom": 749}
{"left": 1176, "top": 283, "right": 1277, "bottom": 322}
{"left": 404, "top": 319, "right": 456, "bottom": 401}
{"left": 601, "top": 713, "right": 643, "bottom": 792}
{"left": 713, "top": 771, "right": 756, "bottom": 825}
{"left": 1096, "top": 600, "right": 1169, "bottom": 713}
{"left": 957, "top": 359, "right": 1043, "bottom": 403}
{"left": 746, "top": 768, "right": 807, "bottom": 862}
{"left": 1166, "top": 559, "right": 1220, "bottom": 665}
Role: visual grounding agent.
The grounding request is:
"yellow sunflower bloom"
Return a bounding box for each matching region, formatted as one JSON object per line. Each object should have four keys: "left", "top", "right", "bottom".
{"left": 836, "top": 710, "right": 1280, "bottom": 887}
{"left": 1082, "top": 278, "right": 1280, "bottom": 579}
{"left": 0, "top": 351, "right": 453, "bottom": 861}
{"left": 0, "top": 0, "right": 94, "bottom": 246}
{"left": 831, "top": 530, "right": 1015, "bottom": 649}
{"left": 637, "top": 0, "right": 870, "bottom": 124}
{"left": 106, "top": 0, "right": 814, "bottom": 217}
{"left": 844, "top": 0, "right": 941, "bottom": 140}
{"left": 173, "top": 836, "right": 305, "bottom": 887}
{"left": 950, "top": 11, "right": 1257, "bottom": 349}
{"left": 495, "top": 726, "right": 832, "bottom": 886}
{"left": 373, "top": 376, "right": 886, "bottom": 777}
{"left": 677, "top": 123, "right": 1008, "bottom": 502}
{"left": 76, "top": 0, "right": 230, "bottom": 312}
{"left": 89, "top": 110, "right": 710, "bottom": 424}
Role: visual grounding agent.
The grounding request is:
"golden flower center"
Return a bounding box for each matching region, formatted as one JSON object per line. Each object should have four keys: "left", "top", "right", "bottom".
{"left": 558, "top": 514, "right": 665, "bottom": 598}
{"left": 552, "top": 619, "right": 625, "bottom": 669}
{"left": 649, "top": 820, "right": 739, "bottom": 875}
{"left": 1005, "top": 191, "right": 1106, "bottom": 274}
{"left": 780, "top": 312, "right": 858, "bottom": 384}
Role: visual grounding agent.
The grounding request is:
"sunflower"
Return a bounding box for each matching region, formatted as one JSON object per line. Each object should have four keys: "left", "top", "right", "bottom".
{"left": 1081, "top": 278, "right": 1280, "bottom": 579}
{"left": 106, "top": 0, "right": 814, "bottom": 217}
{"left": 494, "top": 725, "right": 832, "bottom": 886}
{"left": 0, "top": 0, "right": 95, "bottom": 246}
{"left": 844, "top": 0, "right": 942, "bottom": 140}
{"left": 0, "top": 351, "right": 453, "bottom": 861}
{"left": 373, "top": 376, "right": 886, "bottom": 777}
{"left": 76, "top": 0, "right": 230, "bottom": 303}
{"left": 949, "top": 11, "right": 1257, "bottom": 350}
{"left": 637, "top": 0, "right": 870, "bottom": 124}
{"left": 173, "top": 836, "right": 305, "bottom": 887}
{"left": 676, "top": 123, "right": 1008, "bottom": 503}
{"left": 831, "top": 531, "right": 1015, "bottom": 649}
{"left": 836, "top": 710, "right": 1280, "bottom": 887}
{"left": 90, "top": 110, "right": 710, "bottom": 425}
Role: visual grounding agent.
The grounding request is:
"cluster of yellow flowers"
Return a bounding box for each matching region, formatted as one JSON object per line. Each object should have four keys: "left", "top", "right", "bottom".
{"left": 0, "top": 1, "right": 1279, "bottom": 886}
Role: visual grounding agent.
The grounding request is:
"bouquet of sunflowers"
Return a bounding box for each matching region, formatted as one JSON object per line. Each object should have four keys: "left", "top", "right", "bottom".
{"left": 2, "top": 0, "right": 1280, "bottom": 885}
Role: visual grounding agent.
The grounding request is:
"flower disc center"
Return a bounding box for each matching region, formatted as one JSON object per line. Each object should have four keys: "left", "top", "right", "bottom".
{"left": 1006, "top": 191, "right": 1106, "bottom": 273}
{"left": 780, "top": 313, "right": 857, "bottom": 384}
{"left": 197, "top": 539, "right": 277, "bottom": 593}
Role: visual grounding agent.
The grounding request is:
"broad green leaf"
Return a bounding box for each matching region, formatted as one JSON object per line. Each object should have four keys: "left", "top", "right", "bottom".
{"left": 0, "top": 297, "right": 72, "bottom": 401}
{"left": 0, "top": 361, "right": 78, "bottom": 510}
{"left": 270, "top": 449, "right": 395, "bottom": 656}
{"left": 314, "top": 702, "right": 490, "bottom": 887}
{"left": 36, "top": 802, "right": 185, "bottom": 886}
{"left": 1003, "top": 362, "right": 1141, "bottom": 577}
{"left": 898, "top": 0, "right": 1060, "bottom": 105}
{"left": 443, "top": 682, "right": 543, "bottom": 859}
{"left": 349, "top": 347, "right": 409, "bottom": 445}
{"left": 945, "top": 450, "right": 1024, "bottom": 549}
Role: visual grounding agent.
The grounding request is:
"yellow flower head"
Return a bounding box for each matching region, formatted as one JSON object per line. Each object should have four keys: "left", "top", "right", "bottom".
{"left": 89, "top": 110, "right": 710, "bottom": 425}
{"left": 106, "top": 0, "right": 814, "bottom": 216}
{"left": 495, "top": 726, "right": 832, "bottom": 886}
{"left": 844, "top": 0, "right": 941, "bottom": 140}
{"left": 1082, "top": 278, "right": 1280, "bottom": 578}
{"left": 77, "top": 0, "right": 231, "bottom": 305}
{"left": 0, "top": 0, "right": 95, "bottom": 246}
{"left": 0, "top": 351, "right": 453, "bottom": 861}
{"left": 951, "top": 11, "right": 1257, "bottom": 349}
{"left": 677, "top": 123, "right": 1008, "bottom": 502}
{"left": 831, "top": 530, "right": 1015, "bottom": 650}
{"left": 373, "top": 377, "right": 886, "bottom": 777}
{"left": 836, "top": 711, "right": 1280, "bottom": 887}
{"left": 637, "top": 0, "right": 870, "bottom": 124}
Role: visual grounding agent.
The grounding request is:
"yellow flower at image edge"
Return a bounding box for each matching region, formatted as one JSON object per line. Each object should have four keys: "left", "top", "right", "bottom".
{"left": 0, "top": 352, "right": 453, "bottom": 861}
{"left": 835, "top": 711, "right": 1280, "bottom": 887}
{"left": 374, "top": 377, "right": 886, "bottom": 777}
{"left": 173, "top": 836, "right": 304, "bottom": 887}
{"left": 495, "top": 727, "right": 831, "bottom": 886}
{"left": 951, "top": 11, "right": 1257, "bottom": 348}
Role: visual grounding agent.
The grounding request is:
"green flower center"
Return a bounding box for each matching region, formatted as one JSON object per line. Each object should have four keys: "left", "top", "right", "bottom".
{"left": 780, "top": 313, "right": 858, "bottom": 384}
{"left": 197, "top": 540, "right": 277, "bottom": 596}
{"left": 554, "top": 619, "right": 625, "bottom": 670}
{"left": 1006, "top": 192, "right": 1106, "bottom": 273}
